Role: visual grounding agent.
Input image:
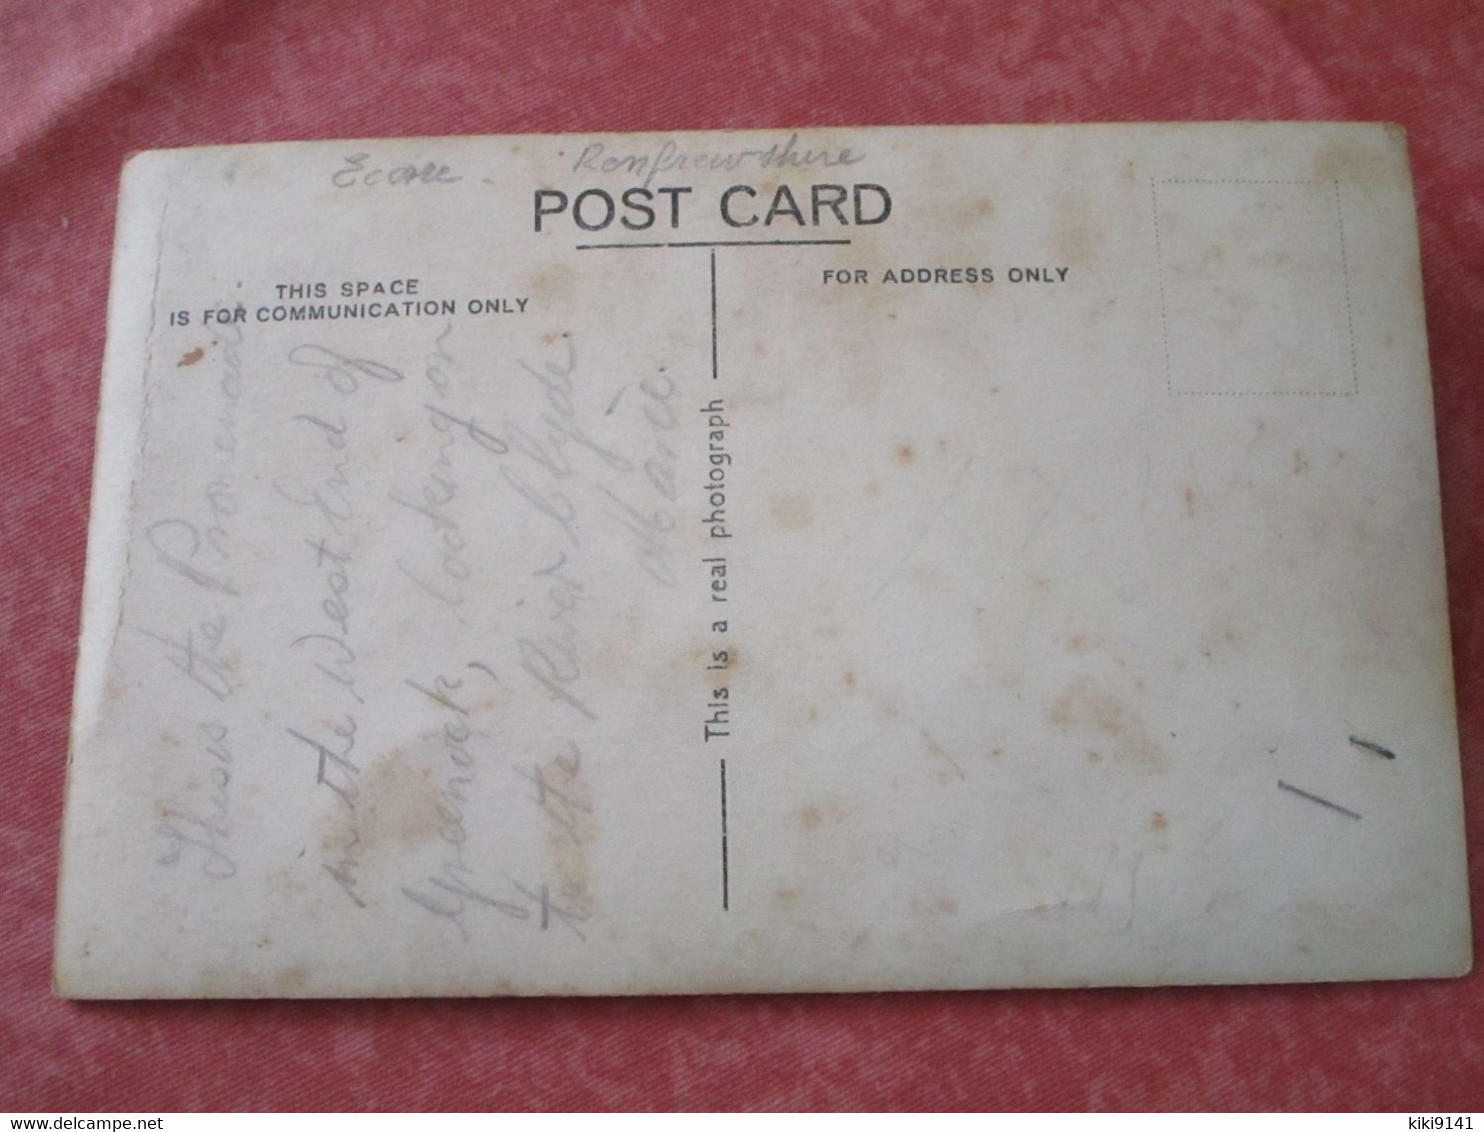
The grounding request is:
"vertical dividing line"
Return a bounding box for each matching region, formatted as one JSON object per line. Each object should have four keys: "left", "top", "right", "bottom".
{"left": 712, "top": 249, "right": 724, "bottom": 909}
{"left": 720, "top": 758, "right": 729, "bottom": 910}
{"left": 710, "top": 248, "right": 719, "bottom": 381}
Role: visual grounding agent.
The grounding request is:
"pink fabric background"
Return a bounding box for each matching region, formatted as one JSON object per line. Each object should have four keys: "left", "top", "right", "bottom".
{"left": 2, "top": 0, "right": 1482, "bottom": 1111}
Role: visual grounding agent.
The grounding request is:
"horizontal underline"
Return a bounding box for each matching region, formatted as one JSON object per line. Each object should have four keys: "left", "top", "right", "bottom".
{"left": 575, "top": 238, "right": 854, "bottom": 250}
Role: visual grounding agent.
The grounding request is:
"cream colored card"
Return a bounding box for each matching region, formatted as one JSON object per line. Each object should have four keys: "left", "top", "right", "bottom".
{"left": 55, "top": 124, "right": 1470, "bottom": 998}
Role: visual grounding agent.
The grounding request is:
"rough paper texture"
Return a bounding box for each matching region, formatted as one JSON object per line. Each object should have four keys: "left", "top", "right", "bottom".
{"left": 55, "top": 124, "right": 1470, "bottom": 998}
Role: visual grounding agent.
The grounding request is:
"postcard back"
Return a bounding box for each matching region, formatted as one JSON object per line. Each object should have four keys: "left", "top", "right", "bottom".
{"left": 55, "top": 124, "right": 1471, "bottom": 997}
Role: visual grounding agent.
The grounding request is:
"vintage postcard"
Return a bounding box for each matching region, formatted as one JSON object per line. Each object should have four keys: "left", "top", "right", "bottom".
{"left": 55, "top": 124, "right": 1470, "bottom": 997}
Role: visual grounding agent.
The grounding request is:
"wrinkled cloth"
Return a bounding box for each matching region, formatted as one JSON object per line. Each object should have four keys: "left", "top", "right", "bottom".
{"left": 1, "top": 0, "right": 1481, "bottom": 1112}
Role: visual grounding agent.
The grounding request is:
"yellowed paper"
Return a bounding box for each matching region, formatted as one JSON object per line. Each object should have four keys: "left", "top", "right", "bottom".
{"left": 55, "top": 124, "right": 1470, "bottom": 997}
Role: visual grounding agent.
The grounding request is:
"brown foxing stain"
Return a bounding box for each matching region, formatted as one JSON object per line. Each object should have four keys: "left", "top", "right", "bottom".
{"left": 1292, "top": 449, "right": 1309, "bottom": 475}
{"left": 321, "top": 745, "right": 441, "bottom": 861}
{"left": 895, "top": 443, "right": 915, "bottom": 465}
{"left": 865, "top": 481, "right": 881, "bottom": 497}
{"left": 1182, "top": 485, "right": 1196, "bottom": 518}
{"left": 1312, "top": 141, "right": 1392, "bottom": 185}
{"left": 177, "top": 346, "right": 205, "bottom": 367}
{"left": 1049, "top": 676, "right": 1166, "bottom": 770}
{"left": 775, "top": 887, "right": 801, "bottom": 907}
{"left": 798, "top": 801, "right": 847, "bottom": 831}
{"left": 769, "top": 492, "right": 814, "bottom": 531}
{"left": 1150, "top": 811, "right": 1168, "bottom": 831}
{"left": 909, "top": 894, "right": 960, "bottom": 916}
{"left": 267, "top": 867, "right": 306, "bottom": 896}
{"left": 540, "top": 744, "right": 595, "bottom": 910}
{"left": 956, "top": 196, "right": 996, "bottom": 226}
{"left": 525, "top": 263, "right": 575, "bottom": 303}
{"left": 362, "top": 750, "right": 442, "bottom": 848}
{"left": 1203, "top": 244, "right": 1227, "bottom": 266}
{"left": 842, "top": 670, "right": 857, "bottom": 691}
{"left": 272, "top": 965, "right": 311, "bottom": 995}
{"left": 1049, "top": 190, "right": 1108, "bottom": 266}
